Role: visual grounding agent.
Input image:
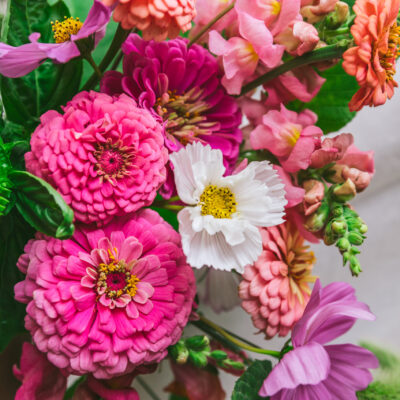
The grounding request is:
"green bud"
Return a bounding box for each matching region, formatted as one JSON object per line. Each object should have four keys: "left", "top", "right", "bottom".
{"left": 332, "top": 220, "right": 347, "bottom": 235}
{"left": 332, "top": 179, "right": 356, "bottom": 202}
{"left": 337, "top": 238, "right": 350, "bottom": 252}
{"left": 342, "top": 251, "right": 351, "bottom": 266}
{"left": 169, "top": 340, "right": 189, "bottom": 364}
{"left": 221, "top": 359, "right": 245, "bottom": 370}
{"left": 348, "top": 232, "right": 364, "bottom": 246}
{"left": 185, "top": 335, "right": 210, "bottom": 351}
{"left": 332, "top": 206, "right": 343, "bottom": 218}
{"left": 324, "top": 222, "right": 337, "bottom": 245}
{"left": 325, "top": 1, "right": 349, "bottom": 28}
{"left": 210, "top": 350, "right": 228, "bottom": 361}
{"left": 305, "top": 202, "right": 330, "bottom": 232}
{"left": 359, "top": 223, "right": 368, "bottom": 234}
{"left": 349, "top": 255, "right": 362, "bottom": 276}
{"left": 188, "top": 350, "right": 208, "bottom": 368}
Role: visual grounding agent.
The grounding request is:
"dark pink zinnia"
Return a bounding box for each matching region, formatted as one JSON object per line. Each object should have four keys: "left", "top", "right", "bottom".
{"left": 14, "top": 210, "right": 196, "bottom": 379}
{"left": 101, "top": 34, "right": 242, "bottom": 196}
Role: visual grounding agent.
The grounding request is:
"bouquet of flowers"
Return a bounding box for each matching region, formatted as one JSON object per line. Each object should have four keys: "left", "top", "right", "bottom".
{"left": 0, "top": 0, "right": 397, "bottom": 398}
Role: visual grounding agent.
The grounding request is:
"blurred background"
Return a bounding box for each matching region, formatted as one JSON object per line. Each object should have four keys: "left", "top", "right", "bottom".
{"left": 0, "top": 0, "right": 399, "bottom": 397}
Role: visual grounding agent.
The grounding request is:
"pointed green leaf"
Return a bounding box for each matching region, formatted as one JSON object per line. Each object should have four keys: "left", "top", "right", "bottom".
{"left": 9, "top": 171, "right": 74, "bottom": 239}
{"left": 232, "top": 359, "right": 272, "bottom": 400}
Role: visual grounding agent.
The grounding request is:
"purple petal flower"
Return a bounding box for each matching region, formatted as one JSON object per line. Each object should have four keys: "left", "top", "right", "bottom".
{"left": 259, "top": 280, "right": 379, "bottom": 399}
{"left": 0, "top": 0, "right": 110, "bottom": 78}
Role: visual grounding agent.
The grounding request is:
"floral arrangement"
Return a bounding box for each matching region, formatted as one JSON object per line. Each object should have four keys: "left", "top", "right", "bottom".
{"left": 0, "top": 0, "right": 398, "bottom": 398}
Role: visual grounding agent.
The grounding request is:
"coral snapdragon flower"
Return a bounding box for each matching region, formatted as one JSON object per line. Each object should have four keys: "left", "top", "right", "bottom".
{"left": 343, "top": 0, "right": 400, "bottom": 111}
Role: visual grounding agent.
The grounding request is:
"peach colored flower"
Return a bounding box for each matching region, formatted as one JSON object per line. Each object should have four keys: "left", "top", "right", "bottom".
{"left": 239, "top": 222, "right": 316, "bottom": 339}
{"left": 103, "top": 0, "right": 196, "bottom": 41}
{"left": 343, "top": 0, "right": 400, "bottom": 111}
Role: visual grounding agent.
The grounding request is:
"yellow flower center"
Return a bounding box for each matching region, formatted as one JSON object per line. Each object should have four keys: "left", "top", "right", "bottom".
{"left": 51, "top": 17, "right": 83, "bottom": 44}
{"left": 199, "top": 185, "right": 237, "bottom": 219}
{"left": 286, "top": 127, "right": 301, "bottom": 147}
{"left": 380, "top": 22, "right": 400, "bottom": 81}
{"left": 271, "top": 0, "right": 281, "bottom": 15}
{"left": 97, "top": 249, "right": 140, "bottom": 299}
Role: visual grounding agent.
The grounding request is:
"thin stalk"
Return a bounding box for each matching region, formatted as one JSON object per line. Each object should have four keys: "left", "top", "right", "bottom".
{"left": 136, "top": 377, "right": 161, "bottom": 400}
{"left": 84, "top": 54, "right": 102, "bottom": 79}
{"left": 82, "top": 24, "right": 131, "bottom": 90}
{"left": 239, "top": 43, "right": 349, "bottom": 96}
{"left": 188, "top": 2, "right": 235, "bottom": 47}
{"left": 198, "top": 315, "right": 281, "bottom": 358}
{"left": 110, "top": 49, "right": 124, "bottom": 71}
{"left": 162, "top": 205, "right": 184, "bottom": 212}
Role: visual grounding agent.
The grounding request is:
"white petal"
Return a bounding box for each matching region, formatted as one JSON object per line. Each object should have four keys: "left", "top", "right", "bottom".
{"left": 195, "top": 267, "right": 241, "bottom": 313}
{"left": 178, "top": 208, "right": 262, "bottom": 272}
{"left": 170, "top": 142, "right": 225, "bottom": 204}
{"left": 226, "top": 161, "right": 287, "bottom": 227}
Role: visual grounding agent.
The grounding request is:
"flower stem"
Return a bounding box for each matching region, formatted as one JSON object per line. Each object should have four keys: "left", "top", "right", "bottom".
{"left": 84, "top": 54, "right": 102, "bottom": 79}
{"left": 82, "top": 24, "right": 131, "bottom": 91}
{"left": 136, "top": 377, "right": 161, "bottom": 400}
{"left": 197, "top": 315, "right": 281, "bottom": 358}
{"left": 188, "top": 1, "right": 235, "bottom": 47}
{"left": 239, "top": 43, "right": 349, "bottom": 96}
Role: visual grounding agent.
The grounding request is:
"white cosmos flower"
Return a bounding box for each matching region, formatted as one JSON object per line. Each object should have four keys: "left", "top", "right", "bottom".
{"left": 170, "top": 142, "right": 287, "bottom": 272}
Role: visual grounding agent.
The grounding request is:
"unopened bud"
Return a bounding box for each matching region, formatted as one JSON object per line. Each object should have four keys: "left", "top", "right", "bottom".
{"left": 337, "top": 237, "right": 350, "bottom": 251}
{"left": 332, "top": 220, "right": 347, "bottom": 235}
{"left": 324, "top": 222, "right": 337, "bottom": 245}
{"left": 327, "top": 164, "right": 346, "bottom": 183}
{"left": 303, "top": 180, "right": 325, "bottom": 204}
{"left": 342, "top": 167, "right": 371, "bottom": 192}
{"left": 359, "top": 223, "right": 368, "bottom": 234}
{"left": 188, "top": 350, "right": 208, "bottom": 368}
{"left": 169, "top": 340, "right": 189, "bottom": 364}
{"left": 348, "top": 232, "right": 364, "bottom": 246}
{"left": 186, "top": 335, "right": 210, "bottom": 351}
{"left": 222, "top": 359, "right": 245, "bottom": 370}
{"left": 210, "top": 350, "right": 228, "bottom": 361}
{"left": 349, "top": 255, "right": 362, "bottom": 276}
{"left": 305, "top": 202, "right": 330, "bottom": 232}
{"left": 332, "top": 179, "right": 356, "bottom": 202}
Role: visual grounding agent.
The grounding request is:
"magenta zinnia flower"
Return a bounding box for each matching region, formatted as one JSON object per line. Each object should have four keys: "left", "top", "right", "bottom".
{"left": 101, "top": 34, "right": 242, "bottom": 196}
{"left": 14, "top": 210, "right": 196, "bottom": 379}
{"left": 25, "top": 91, "right": 168, "bottom": 224}
{"left": 259, "top": 279, "right": 378, "bottom": 399}
{"left": 0, "top": 0, "right": 110, "bottom": 78}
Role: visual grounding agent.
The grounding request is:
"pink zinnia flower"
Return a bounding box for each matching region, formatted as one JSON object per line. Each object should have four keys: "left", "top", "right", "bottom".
{"left": 13, "top": 342, "right": 67, "bottom": 400}
{"left": 250, "top": 104, "right": 323, "bottom": 173}
{"left": 101, "top": 34, "right": 242, "bottom": 197}
{"left": 14, "top": 210, "right": 196, "bottom": 379}
{"left": 103, "top": 0, "right": 196, "bottom": 41}
{"left": 209, "top": 11, "right": 285, "bottom": 95}
{"left": 0, "top": 0, "right": 110, "bottom": 78}
{"left": 25, "top": 91, "right": 168, "bottom": 224}
{"left": 239, "top": 222, "right": 316, "bottom": 339}
{"left": 259, "top": 279, "right": 378, "bottom": 398}
{"left": 343, "top": 0, "right": 400, "bottom": 111}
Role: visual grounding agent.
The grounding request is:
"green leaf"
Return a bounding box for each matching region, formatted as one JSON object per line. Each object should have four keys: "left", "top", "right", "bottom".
{"left": 357, "top": 382, "right": 400, "bottom": 400}
{"left": 288, "top": 62, "right": 358, "bottom": 134}
{"left": 0, "top": 0, "right": 83, "bottom": 129}
{"left": 9, "top": 171, "right": 75, "bottom": 239}
{"left": 232, "top": 359, "right": 272, "bottom": 400}
{"left": 0, "top": 210, "right": 34, "bottom": 352}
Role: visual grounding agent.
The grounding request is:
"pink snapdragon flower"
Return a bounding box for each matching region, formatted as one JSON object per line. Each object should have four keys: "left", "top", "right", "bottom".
{"left": 209, "top": 11, "right": 285, "bottom": 95}
{"left": 0, "top": 0, "right": 110, "bottom": 78}
{"left": 259, "top": 280, "right": 378, "bottom": 398}
{"left": 14, "top": 210, "right": 196, "bottom": 379}
{"left": 13, "top": 342, "right": 67, "bottom": 400}
{"left": 25, "top": 91, "right": 168, "bottom": 224}
{"left": 251, "top": 104, "right": 323, "bottom": 172}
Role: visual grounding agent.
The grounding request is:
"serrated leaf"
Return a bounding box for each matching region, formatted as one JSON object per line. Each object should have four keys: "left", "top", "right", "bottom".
{"left": 288, "top": 62, "right": 358, "bottom": 134}
{"left": 0, "top": 210, "right": 34, "bottom": 352}
{"left": 9, "top": 171, "right": 75, "bottom": 239}
{"left": 0, "top": 0, "right": 83, "bottom": 129}
{"left": 232, "top": 359, "right": 272, "bottom": 400}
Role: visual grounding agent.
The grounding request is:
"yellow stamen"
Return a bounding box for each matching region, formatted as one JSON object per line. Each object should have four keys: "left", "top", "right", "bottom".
{"left": 199, "top": 185, "right": 237, "bottom": 219}
{"left": 286, "top": 127, "right": 301, "bottom": 147}
{"left": 271, "top": 0, "right": 281, "bottom": 15}
{"left": 51, "top": 16, "right": 83, "bottom": 44}
{"left": 380, "top": 22, "right": 400, "bottom": 81}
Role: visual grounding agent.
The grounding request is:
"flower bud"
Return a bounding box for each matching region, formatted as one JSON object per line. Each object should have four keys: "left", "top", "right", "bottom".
{"left": 359, "top": 223, "right": 368, "bottom": 234}
{"left": 332, "top": 220, "right": 347, "bottom": 235}
{"left": 332, "top": 179, "right": 356, "bottom": 202}
{"left": 305, "top": 202, "right": 330, "bottom": 232}
{"left": 342, "top": 167, "right": 371, "bottom": 192}
{"left": 337, "top": 237, "right": 350, "bottom": 251}
{"left": 185, "top": 335, "right": 210, "bottom": 351}
{"left": 349, "top": 255, "right": 362, "bottom": 276}
{"left": 169, "top": 340, "right": 189, "bottom": 364}
{"left": 303, "top": 179, "right": 325, "bottom": 216}
{"left": 327, "top": 164, "right": 346, "bottom": 183}
{"left": 221, "top": 359, "right": 245, "bottom": 370}
{"left": 348, "top": 232, "right": 364, "bottom": 246}
{"left": 210, "top": 350, "right": 228, "bottom": 361}
{"left": 325, "top": 1, "right": 349, "bottom": 28}
{"left": 188, "top": 350, "right": 208, "bottom": 368}
{"left": 324, "top": 222, "right": 337, "bottom": 245}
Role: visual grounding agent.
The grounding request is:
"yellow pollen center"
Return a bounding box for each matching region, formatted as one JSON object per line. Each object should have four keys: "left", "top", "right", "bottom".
{"left": 199, "top": 185, "right": 237, "bottom": 219}
{"left": 51, "top": 16, "right": 83, "bottom": 44}
{"left": 286, "top": 127, "right": 301, "bottom": 147}
{"left": 380, "top": 22, "right": 400, "bottom": 81}
{"left": 271, "top": 0, "right": 281, "bottom": 15}
{"left": 96, "top": 249, "right": 140, "bottom": 299}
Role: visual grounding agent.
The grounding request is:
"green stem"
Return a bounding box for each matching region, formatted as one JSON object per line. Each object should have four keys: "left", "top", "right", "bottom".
{"left": 198, "top": 315, "right": 281, "bottom": 358}
{"left": 136, "top": 377, "right": 161, "bottom": 400}
{"left": 82, "top": 24, "right": 131, "bottom": 91}
{"left": 239, "top": 43, "right": 349, "bottom": 96}
{"left": 110, "top": 49, "right": 124, "bottom": 71}
{"left": 163, "top": 205, "right": 184, "bottom": 211}
{"left": 84, "top": 54, "right": 102, "bottom": 79}
{"left": 188, "top": 2, "right": 235, "bottom": 47}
